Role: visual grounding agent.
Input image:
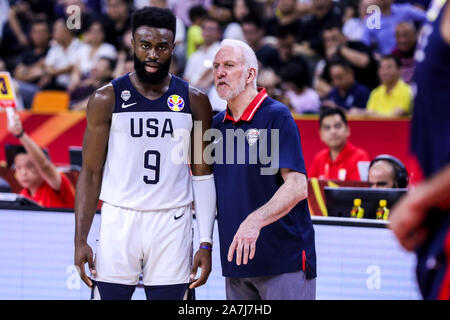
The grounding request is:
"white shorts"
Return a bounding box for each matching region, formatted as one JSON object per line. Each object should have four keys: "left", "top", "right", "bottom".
{"left": 93, "top": 202, "right": 193, "bottom": 286}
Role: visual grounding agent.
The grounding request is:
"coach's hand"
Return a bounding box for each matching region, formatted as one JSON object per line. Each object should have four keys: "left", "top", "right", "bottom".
{"left": 189, "top": 244, "right": 212, "bottom": 289}
{"left": 228, "top": 214, "right": 261, "bottom": 266}
{"left": 74, "top": 242, "right": 97, "bottom": 288}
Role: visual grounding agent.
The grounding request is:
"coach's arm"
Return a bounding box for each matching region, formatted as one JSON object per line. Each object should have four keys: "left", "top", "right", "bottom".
{"left": 74, "top": 84, "right": 114, "bottom": 288}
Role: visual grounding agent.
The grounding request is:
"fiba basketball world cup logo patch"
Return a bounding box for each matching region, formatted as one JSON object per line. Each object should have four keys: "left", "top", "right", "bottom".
{"left": 167, "top": 95, "right": 185, "bottom": 112}
{"left": 246, "top": 128, "right": 260, "bottom": 146}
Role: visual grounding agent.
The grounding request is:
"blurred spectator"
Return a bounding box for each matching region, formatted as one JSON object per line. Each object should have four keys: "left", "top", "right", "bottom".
{"left": 0, "top": 176, "right": 12, "bottom": 193}
{"left": 223, "top": 0, "right": 264, "bottom": 42}
{"left": 342, "top": 0, "right": 372, "bottom": 42}
{"left": 103, "top": 0, "right": 133, "bottom": 50}
{"left": 208, "top": 0, "right": 234, "bottom": 24}
{"left": 265, "top": 0, "right": 303, "bottom": 39}
{"left": 69, "top": 19, "right": 117, "bottom": 92}
{"left": 309, "top": 107, "right": 370, "bottom": 181}
{"left": 368, "top": 155, "right": 408, "bottom": 189}
{"left": 0, "top": 0, "right": 56, "bottom": 67}
{"left": 113, "top": 28, "right": 134, "bottom": 78}
{"left": 322, "top": 60, "right": 370, "bottom": 114}
{"left": 366, "top": 54, "right": 413, "bottom": 116}
{"left": 0, "top": 0, "right": 9, "bottom": 44}
{"left": 361, "top": 0, "right": 426, "bottom": 55}
{"left": 298, "top": 0, "right": 344, "bottom": 57}
{"left": 280, "top": 61, "right": 320, "bottom": 114}
{"left": 241, "top": 15, "right": 281, "bottom": 72}
{"left": 42, "top": 18, "right": 83, "bottom": 90}
{"left": 186, "top": 5, "right": 207, "bottom": 59}
{"left": 13, "top": 18, "right": 51, "bottom": 109}
{"left": 6, "top": 113, "right": 75, "bottom": 208}
{"left": 183, "top": 15, "right": 226, "bottom": 112}
{"left": 56, "top": 0, "right": 103, "bottom": 37}
{"left": 391, "top": 21, "right": 418, "bottom": 84}
{"left": 276, "top": 24, "right": 312, "bottom": 73}
{"left": 70, "top": 57, "right": 116, "bottom": 110}
{"left": 320, "top": 20, "right": 379, "bottom": 90}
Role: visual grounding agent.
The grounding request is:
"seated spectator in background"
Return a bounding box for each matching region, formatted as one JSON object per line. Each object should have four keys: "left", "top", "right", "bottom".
{"left": 69, "top": 20, "right": 117, "bottom": 92}
{"left": 42, "top": 18, "right": 83, "bottom": 91}
{"left": 368, "top": 154, "right": 409, "bottom": 188}
{"left": 6, "top": 113, "right": 75, "bottom": 208}
{"left": 208, "top": 0, "right": 234, "bottom": 24}
{"left": 113, "top": 28, "right": 133, "bottom": 78}
{"left": 298, "top": 0, "right": 344, "bottom": 56}
{"left": 241, "top": 15, "right": 281, "bottom": 72}
{"left": 70, "top": 57, "right": 116, "bottom": 110}
{"left": 186, "top": 5, "right": 207, "bottom": 59}
{"left": 319, "top": 20, "right": 379, "bottom": 92}
{"left": 103, "top": 0, "right": 132, "bottom": 50}
{"left": 391, "top": 21, "right": 418, "bottom": 84}
{"left": 322, "top": 61, "right": 370, "bottom": 114}
{"left": 276, "top": 24, "right": 312, "bottom": 73}
{"left": 309, "top": 107, "right": 370, "bottom": 181}
{"left": 184, "top": 15, "right": 226, "bottom": 112}
{"left": 366, "top": 54, "right": 413, "bottom": 116}
{"left": 13, "top": 18, "right": 51, "bottom": 109}
{"left": 280, "top": 60, "right": 320, "bottom": 114}
{"left": 0, "top": 177, "right": 12, "bottom": 193}
{"left": 265, "top": 0, "right": 303, "bottom": 38}
{"left": 361, "top": 0, "right": 426, "bottom": 55}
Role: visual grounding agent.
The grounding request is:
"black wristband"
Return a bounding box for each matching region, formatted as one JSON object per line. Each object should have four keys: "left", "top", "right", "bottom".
{"left": 14, "top": 129, "right": 25, "bottom": 139}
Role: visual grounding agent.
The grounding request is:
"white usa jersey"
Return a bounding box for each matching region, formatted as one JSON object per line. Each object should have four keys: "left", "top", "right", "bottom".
{"left": 99, "top": 73, "right": 193, "bottom": 211}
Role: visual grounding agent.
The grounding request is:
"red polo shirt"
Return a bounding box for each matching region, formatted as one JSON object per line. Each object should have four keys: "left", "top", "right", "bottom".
{"left": 309, "top": 142, "right": 370, "bottom": 181}
{"left": 20, "top": 173, "right": 75, "bottom": 208}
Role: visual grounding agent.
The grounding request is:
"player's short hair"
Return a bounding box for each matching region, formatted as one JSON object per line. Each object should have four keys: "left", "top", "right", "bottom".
{"left": 219, "top": 39, "right": 259, "bottom": 88}
{"left": 319, "top": 107, "right": 348, "bottom": 127}
{"left": 131, "top": 6, "right": 176, "bottom": 41}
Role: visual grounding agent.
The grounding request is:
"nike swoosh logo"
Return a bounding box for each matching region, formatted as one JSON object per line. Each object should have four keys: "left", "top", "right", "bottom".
{"left": 212, "top": 137, "right": 223, "bottom": 144}
{"left": 122, "top": 102, "right": 137, "bottom": 109}
{"left": 174, "top": 213, "right": 184, "bottom": 220}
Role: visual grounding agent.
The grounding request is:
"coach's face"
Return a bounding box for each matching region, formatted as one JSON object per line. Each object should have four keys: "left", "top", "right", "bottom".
{"left": 132, "top": 26, "right": 175, "bottom": 83}
{"left": 213, "top": 46, "right": 250, "bottom": 101}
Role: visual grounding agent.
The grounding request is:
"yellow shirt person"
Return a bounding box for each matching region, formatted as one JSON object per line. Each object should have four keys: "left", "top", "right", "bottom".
{"left": 367, "top": 55, "right": 413, "bottom": 116}
{"left": 366, "top": 78, "right": 413, "bottom": 116}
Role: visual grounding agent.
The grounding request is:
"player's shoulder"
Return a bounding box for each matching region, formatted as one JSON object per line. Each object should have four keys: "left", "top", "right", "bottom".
{"left": 212, "top": 110, "right": 226, "bottom": 128}
{"left": 86, "top": 82, "right": 115, "bottom": 117}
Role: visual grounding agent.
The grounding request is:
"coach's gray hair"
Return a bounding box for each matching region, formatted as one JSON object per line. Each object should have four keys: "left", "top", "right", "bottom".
{"left": 220, "top": 39, "right": 258, "bottom": 88}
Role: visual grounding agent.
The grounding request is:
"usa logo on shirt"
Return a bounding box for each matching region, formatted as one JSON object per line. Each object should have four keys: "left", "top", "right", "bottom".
{"left": 167, "top": 95, "right": 185, "bottom": 112}
{"left": 121, "top": 90, "right": 131, "bottom": 101}
{"left": 246, "top": 128, "right": 260, "bottom": 146}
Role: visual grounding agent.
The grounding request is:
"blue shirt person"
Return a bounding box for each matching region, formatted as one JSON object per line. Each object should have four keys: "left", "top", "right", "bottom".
{"left": 362, "top": 2, "right": 427, "bottom": 55}
{"left": 210, "top": 39, "right": 317, "bottom": 300}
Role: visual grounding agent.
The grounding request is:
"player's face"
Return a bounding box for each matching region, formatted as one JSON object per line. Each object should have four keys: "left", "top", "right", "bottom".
{"left": 132, "top": 26, "right": 174, "bottom": 84}
{"left": 368, "top": 162, "right": 396, "bottom": 188}
{"left": 319, "top": 114, "right": 350, "bottom": 149}
{"left": 14, "top": 154, "right": 43, "bottom": 190}
{"left": 213, "top": 46, "right": 248, "bottom": 101}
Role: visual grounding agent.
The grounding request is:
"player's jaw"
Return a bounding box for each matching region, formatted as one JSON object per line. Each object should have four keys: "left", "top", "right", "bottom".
{"left": 134, "top": 53, "right": 172, "bottom": 84}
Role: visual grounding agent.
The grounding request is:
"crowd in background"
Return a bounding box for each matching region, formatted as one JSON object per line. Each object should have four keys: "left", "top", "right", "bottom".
{"left": 0, "top": 0, "right": 429, "bottom": 114}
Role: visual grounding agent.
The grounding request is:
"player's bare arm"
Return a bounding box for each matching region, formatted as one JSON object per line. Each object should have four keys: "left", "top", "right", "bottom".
{"left": 74, "top": 84, "right": 114, "bottom": 288}
{"left": 188, "top": 85, "right": 215, "bottom": 289}
{"left": 228, "top": 169, "right": 308, "bottom": 265}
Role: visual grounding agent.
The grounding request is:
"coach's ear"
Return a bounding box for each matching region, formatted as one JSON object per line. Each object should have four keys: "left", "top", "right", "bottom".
{"left": 247, "top": 67, "right": 257, "bottom": 85}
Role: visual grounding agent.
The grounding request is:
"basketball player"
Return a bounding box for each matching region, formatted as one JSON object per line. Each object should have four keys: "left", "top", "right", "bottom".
{"left": 74, "top": 7, "right": 216, "bottom": 300}
{"left": 389, "top": 0, "right": 450, "bottom": 300}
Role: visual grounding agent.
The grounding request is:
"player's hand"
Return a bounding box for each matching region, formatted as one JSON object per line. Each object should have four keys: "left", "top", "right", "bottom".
{"left": 228, "top": 214, "right": 261, "bottom": 266}
{"left": 189, "top": 244, "right": 212, "bottom": 289}
{"left": 389, "top": 189, "right": 428, "bottom": 251}
{"left": 74, "top": 241, "right": 97, "bottom": 288}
